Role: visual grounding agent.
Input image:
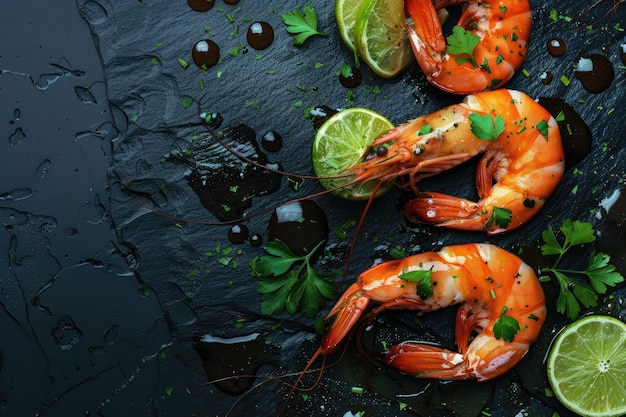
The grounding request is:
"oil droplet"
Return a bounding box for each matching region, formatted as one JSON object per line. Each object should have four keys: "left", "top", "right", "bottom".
{"left": 193, "top": 332, "right": 274, "bottom": 395}
{"left": 537, "top": 97, "right": 592, "bottom": 170}
{"left": 261, "top": 130, "right": 282, "bottom": 152}
{"left": 8, "top": 127, "right": 26, "bottom": 146}
{"left": 547, "top": 38, "right": 566, "bottom": 56}
{"left": 539, "top": 71, "right": 553, "bottom": 85}
{"left": 249, "top": 233, "right": 263, "bottom": 247}
{"left": 192, "top": 39, "right": 220, "bottom": 69}
{"left": 574, "top": 54, "right": 614, "bottom": 93}
{"left": 247, "top": 22, "right": 274, "bottom": 50}
{"left": 310, "top": 105, "right": 339, "bottom": 130}
{"left": 228, "top": 224, "right": 249, "bottom": 244}
{"left": 339, "top": 66, "right": 362, "bottom": 88}
{"left": 187, "top": 0, "right": 215, "bottom": 12}
{"left": 596, "top": 187, "right": 626, "bottom": 275}
{"left": 267, "top": 201, "right": 329, "bottom": 256}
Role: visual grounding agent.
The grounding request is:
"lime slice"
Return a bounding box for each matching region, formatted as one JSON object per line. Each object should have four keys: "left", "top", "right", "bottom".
{"left": 354, "top": 0, "right": 414, "bottom": 78}
{"left": 547, "top": 315, "right": 626, "bottom": 417}
{"left": 335, "top": 0, "right": 365, "bottom": 53}
{"left": 312, "top": 107, "right": 394, "bottom": 200}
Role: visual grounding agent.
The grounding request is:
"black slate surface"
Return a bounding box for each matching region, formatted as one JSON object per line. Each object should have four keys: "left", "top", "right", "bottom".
{"left": 2, "top": 1, "right": 626, "bottom": 416}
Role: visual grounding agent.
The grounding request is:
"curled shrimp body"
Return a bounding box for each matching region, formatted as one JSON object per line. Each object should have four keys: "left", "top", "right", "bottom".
{"left": 405, "top": 0, "right": 532, "bottom": 94}
{"left": 321, "top": 243, "right": 546, "bottom": 381}
{"left": 348, "top": 89, "right": 564, "bottom": 235}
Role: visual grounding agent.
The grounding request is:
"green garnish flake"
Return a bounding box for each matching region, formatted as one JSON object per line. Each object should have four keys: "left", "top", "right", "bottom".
{"left": 252, "top": 240, "right": 338, "bottom": 318}
{"left": 485, "top": 206, "right": 513, "bottom": 229}
{"left": 540, "top": 219, "right": 625, "bottom": 320}
{"left": 398, "top": 265, "right": 433, "bottom": 299}
{"left": 177, "top": 58, "right": 189, "bottom": 69}
{"left": 560, "top": 75, "right": 570, "bottom": 86}
{"left": 536, "top": 119, "right": 550, "bottom": 140}
{"left": 418, "top": 124, "right": 432, "bottom": 135}
{"left": 555, "top": 110, "right": 566, "bottom": 122}
{"left": 164, "top": 386, "right": 174, "bottom": 396}
{"left": 549, "top": 9, "right": 558, "bottom": 22}
{"left": 446, "top": 25, "right": 480, "bottom": 67}
{"left": 351, "top": 386, "right": 365, "bottom": 395}
{"left": 182, "top": 97, "right": 194, "bottom": 109}
{"left": 281, "top": 5, "right": 326, "bottom": 45}
{"left": 469, "top": 113, "right": 506, "bottom": 140}
{"left": 339, "top": 62, "right": 353, "bottom": 78}
{"left": 493, "top": 306, "right": 520, "bottom": 342}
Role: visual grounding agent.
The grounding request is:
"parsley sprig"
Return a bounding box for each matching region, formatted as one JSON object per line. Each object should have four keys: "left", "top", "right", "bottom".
{"left": 540, "top": 219, "right": 624, "bottom": 320}
{"left": 469, "top": 113, "right": 506, "bottom": 140}
{"left": 398, "top": 264, "right": 433, "bottom": 299}
{"left": 251, "top": 239, "right": 338, "bottom": 318}
{"left": 281, "top": 6, "right": 326, "bottom": 45}
{"left": 446, "top": 26, "right": 480, "bottom": 67}
{"left": 493, "top": 306, "right": 521, "bottom": 342}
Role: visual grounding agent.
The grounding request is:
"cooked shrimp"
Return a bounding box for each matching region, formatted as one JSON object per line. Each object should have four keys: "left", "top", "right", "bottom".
{"left": 346, "top": 89, "right": 564, "bottom": 235}
{"left": 321, "top": 243, "right": 546, "bottom": 380}
{"left": 405, "top": 0, "right": 532, "bottom": 94}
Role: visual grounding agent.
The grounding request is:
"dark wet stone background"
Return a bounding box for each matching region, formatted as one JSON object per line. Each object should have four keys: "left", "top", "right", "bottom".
{"left": 1, "top": 1, "right": 625, "bottom": 417}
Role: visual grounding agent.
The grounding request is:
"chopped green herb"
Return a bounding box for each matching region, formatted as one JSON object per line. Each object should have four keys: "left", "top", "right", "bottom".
{"left": 281, "top": 5, "right": 326, "bottom": 45}
{"left": 485, "top": 206, "right": 513, "bottom": 229}
{"left": 177, "top": 58, "right": 189, "bottom": 69}
{"left": 469, "top": 113, "right": 506, "bottom": 140}
{"left": 536, "top": 119, "right": 550, "bottom": 140}
{"left": 182, "top": 97, "right": 194, "bottom": 108}
{"left": 555, "top": 110, "right": 565, "bottom": 122}
{"left": 493, "top": 306, "right": 520, "bottom": 342}
{"left": 540, "top": 219, "right": 624, "bottom": 320}
{"left": 418, "top": 124, "right": 432, "bottom": 135}
{"left": 398, "top": 265, "right": 433, "bottom": 299}
{"left": 446, "top": 26, "right": 480, "bottom": 67}
{"left": 560, "top": 75, "right": 570, "bottom": 86}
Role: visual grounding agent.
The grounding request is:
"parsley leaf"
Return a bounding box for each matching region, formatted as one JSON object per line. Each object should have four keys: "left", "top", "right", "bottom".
{"left": 281, "top": 6, "right": 326, "bottom": 45}
{"left": 485, "top": 206, "right": 513, "bottom": 229}
{"left": 252, "top": 239, "right": 337, "bottom": 318}
{"left": 493, "top": 306, "right": 521, "bottom": 342}
{"left": 398, "top": 264, "right": 433, "bottom": 299}
{"left": 540, "top": 219, "right": 625, "bottom": 320}
{"left": 446, "top": 26, "right": 480, "bottom": 67}
{"left": 469, "top": 113, "right": 506, "bottom": 140}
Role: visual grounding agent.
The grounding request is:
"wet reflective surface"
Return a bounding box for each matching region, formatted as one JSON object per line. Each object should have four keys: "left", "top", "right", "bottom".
{"left": 2, "top": 1, "right": 626, "bottom": 416}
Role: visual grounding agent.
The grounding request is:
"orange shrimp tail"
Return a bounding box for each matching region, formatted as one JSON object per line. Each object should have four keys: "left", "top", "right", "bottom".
{"left": 405, "top": 0, "right": 446, "bottom": 79}
{"left": 320, "top": 283, "right": 370, "bottom": 355}
{"left": 382, "top": 343, "right": 474, "bottom": 380}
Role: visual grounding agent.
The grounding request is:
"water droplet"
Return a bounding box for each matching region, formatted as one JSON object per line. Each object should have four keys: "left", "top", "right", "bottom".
{"left": 36, "top": 159, "right": 52, "bottom": 178}
{"left": 13, "top": 108, "right": 21, "bottom": 121}
{"left": 8, "top": 127, "right": 26, "bottom": 146}
{"left": 74, "top": 85, "right": 97, "bottom": 104}
{"left": 65, "top": 227, "right": 78, "bottom": 236}
{"left": 52, "top": 316, "right": 82, "bottom": 350}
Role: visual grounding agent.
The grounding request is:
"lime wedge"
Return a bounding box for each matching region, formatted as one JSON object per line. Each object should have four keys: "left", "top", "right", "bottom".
{"left": 547, "top": 315, "right": 626, "bottom": 417}
{"left": 335, "top": 0, "right": 365, "bottom": 53}
{"left": 354, "top": 0, "right": 414, "bottom": 78}
{"left": 312, "top": 107, "right": 394, "bottom": 200}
